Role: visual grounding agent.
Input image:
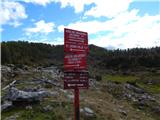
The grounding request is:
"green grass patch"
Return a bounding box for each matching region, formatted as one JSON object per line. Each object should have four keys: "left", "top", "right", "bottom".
{"left": 2, "top": 103, "right": 69, "bottom": 120}
{"left": 102, "top": 74, "right": 138, "bottom": 83}
{"left": 136, "top": 74, "right": 160, "bottom": 93}
{"left": 1, "top": 107, "right": 25, "bottom": 120}
{"left": 102, "top": 74, "right": 160, "bottom": 94}
{"left": 137, "top": 83, "right": 160, "bottom": 94}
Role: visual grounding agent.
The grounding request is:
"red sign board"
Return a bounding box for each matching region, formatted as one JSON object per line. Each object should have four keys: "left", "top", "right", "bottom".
{"left": 64, "top": 53, "right": 87, "bottom": 71}
{"left": 64, "top": 28, "right": 88, "bottom": 53}
{"left": 64, "top": 28, "right": 89, "bottom": 90}
{"left": 64, "top": 72, "right": 88, "bottom": 89}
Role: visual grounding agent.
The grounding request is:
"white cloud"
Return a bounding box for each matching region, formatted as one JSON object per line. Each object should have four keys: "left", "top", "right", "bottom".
{"left": 85, "top": 0, "right": 134, "bottom": 18}
{"left": 58, "top": 10, "right": 140, "bottom": 34}
{"left": 10, "top": 0, "right": 91, "bottom": 11}
{"left": 133, "top": 0, "right": 159, "bottom": 1}
{"left": 0, "top": 1, "right": 27, "bottom": 27}
{"left": 54, "top": 0, "right": 93, "bottom": 13}
{"left": 58, "top": 10, "right": 160, "bottom": 49}
{"left": 89, "top": 15, "right": 160, "bottom": 49}
{"left": 24, "top": 0, "right": 53, "bottom": 6}
{"left": 23, "top": 20, "right": 56, "bottom": 44}
{"left": 54, "top": 0, "right": 134, "bottom": 17}
{"left": 58, "top": 20, "right": 107, "bottom": 34}
{"left": 25, "top": 37, "right": 63, "bottom": 45}
{"left": 25, "top": 20, "right": 55, "bottom": 35}
{"left": 0, "top": 28, "right": 3, "bottom": 32}
{"left": 46, "top": 37, "right": 63, "bottom": 45}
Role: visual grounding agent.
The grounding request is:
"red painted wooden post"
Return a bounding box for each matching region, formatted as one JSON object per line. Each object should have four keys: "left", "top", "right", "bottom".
{"left": 74, "top": 88, "right": 80, "bottom": 120}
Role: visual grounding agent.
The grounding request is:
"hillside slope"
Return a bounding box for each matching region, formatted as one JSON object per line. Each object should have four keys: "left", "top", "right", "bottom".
{"left": 1, "top": 64, "right": 160, "bottom": 120}
{"left": 1, "top": 41, "right": 160, "bottom": 72}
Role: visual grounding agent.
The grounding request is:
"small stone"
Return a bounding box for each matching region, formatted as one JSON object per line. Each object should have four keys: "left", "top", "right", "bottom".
{"left": 80, "top": 108, "right": 83, "bottom": 113}
{"left": 67, "top": 94, "right": 74, "bottom": 100}
{"left": 83, "top": 107, "right": 94, "bottom": 117}
{"left": 25, "top": 105, "right": 32, "bottom": 110}
{"left": 118, "top": 109, "right": 127, "bottom": 116}
{"left": 50, "top": 91, "right": 59, "bottom": 96}
{"left": 42, "top": 105, "right": 53, "bottom": 112}
{"left": 4, "top": 113, "right": 19, "bottom": 120}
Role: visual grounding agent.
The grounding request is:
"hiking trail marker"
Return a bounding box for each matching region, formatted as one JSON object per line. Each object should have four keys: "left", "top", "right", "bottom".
{"left": 64, "top": 28, "right": 89, "bottom": 120}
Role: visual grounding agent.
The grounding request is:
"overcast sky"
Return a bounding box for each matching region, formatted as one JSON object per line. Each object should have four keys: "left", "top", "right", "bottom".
{"left": 1, "top": 0, "right": 160, "bottom": 49}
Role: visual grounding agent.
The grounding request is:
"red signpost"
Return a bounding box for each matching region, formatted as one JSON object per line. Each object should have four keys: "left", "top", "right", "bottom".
{"left": 64, "top": 28, "right": 89, "bottom": 120}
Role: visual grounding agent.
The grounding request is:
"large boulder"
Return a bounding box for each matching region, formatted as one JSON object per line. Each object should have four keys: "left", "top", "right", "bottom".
{"left": 1, "top": 101, "right": 13, "bottom": 111}
{"left": 6, "top": 87, "right": 50, "bottom": 104}
{"left": 1, "top": 65, "right": 12, "bottom": 73}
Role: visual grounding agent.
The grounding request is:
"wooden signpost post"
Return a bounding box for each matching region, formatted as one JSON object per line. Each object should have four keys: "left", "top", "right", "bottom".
{"left": 64, "top": 28, "right": 89, "bottom": 120}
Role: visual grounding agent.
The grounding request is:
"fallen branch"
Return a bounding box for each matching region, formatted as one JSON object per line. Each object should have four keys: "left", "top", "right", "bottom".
{"left": 2, "top": 80, "right": 16, "bottom": 90}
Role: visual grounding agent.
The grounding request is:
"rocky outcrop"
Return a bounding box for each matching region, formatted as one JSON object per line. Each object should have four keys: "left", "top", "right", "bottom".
{"left": 105, "top": 81, "right": 160, "bottom": 115}
{"left": 36, "top": 66, "right": 63, "bottom": 79}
